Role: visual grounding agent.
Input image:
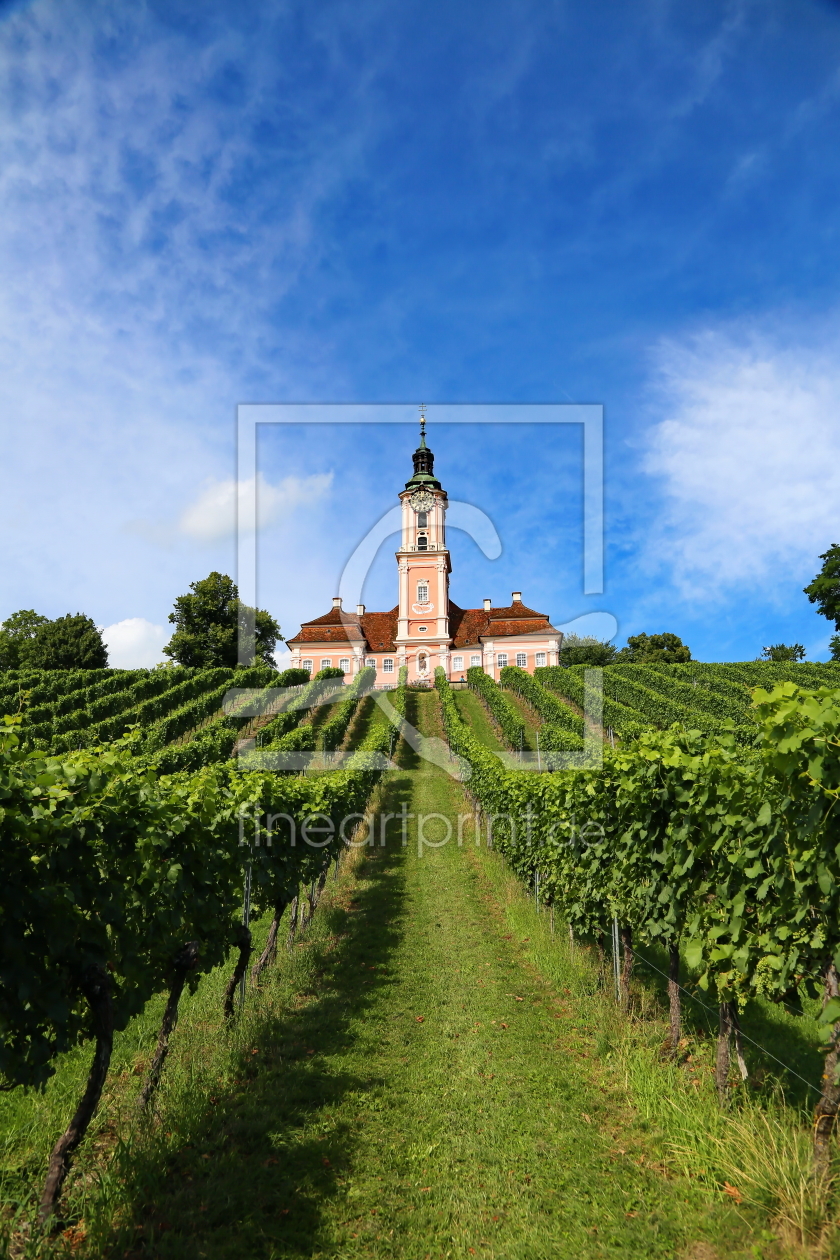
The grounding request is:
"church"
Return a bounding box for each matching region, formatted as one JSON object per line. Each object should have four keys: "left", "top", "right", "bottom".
{"left": 286, "top": 419, "right": 563, "bottom": 684}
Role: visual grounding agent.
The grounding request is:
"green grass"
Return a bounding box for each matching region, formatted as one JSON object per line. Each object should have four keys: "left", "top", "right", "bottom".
{"left": 500, "top": 689, "right": 542, "bottom": 751}
{"left": 451, "top": 689, "right": 506, "bottom": 751}
{"left": 1, "top": 690, "right": 823, "bottom": 1258}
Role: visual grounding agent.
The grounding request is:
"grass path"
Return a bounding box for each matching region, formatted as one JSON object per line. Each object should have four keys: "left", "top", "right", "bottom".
{"left": 93, "top": 691, "right": 757, "bottom": 1260}
{"left": 501, "top": 690, "right": 543, "bottom": 751}
{"left": 452, "top": 688, "right": 506, "bottom": 750}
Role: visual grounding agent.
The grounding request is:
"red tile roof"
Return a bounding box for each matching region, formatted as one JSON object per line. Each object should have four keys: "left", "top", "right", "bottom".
{"left": 448, "top": 600, "right": 555, "bottom": 647}
{"left": 287, "top": 600, "right": 555, "bottom": 653}
{"left": 359, "top": 608, "right": 399, "bottom": 652}
{"left": 286, "top": 606, "right": 399, "bottom": 652}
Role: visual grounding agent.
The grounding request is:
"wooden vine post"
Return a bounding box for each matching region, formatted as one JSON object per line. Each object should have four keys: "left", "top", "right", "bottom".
{"left": 815, "top": 964, "right": 840, "bottom": 1179}
{"left": 668, "top": 943, "right": 681, "bottom": 1051}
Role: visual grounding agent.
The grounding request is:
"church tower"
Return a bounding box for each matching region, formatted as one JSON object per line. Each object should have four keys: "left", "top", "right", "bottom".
{"left": 394, "top": 410, "right": 451, "bottom": 680}
{"left": 286, "top": 406, "right": 562, "bottom": 684}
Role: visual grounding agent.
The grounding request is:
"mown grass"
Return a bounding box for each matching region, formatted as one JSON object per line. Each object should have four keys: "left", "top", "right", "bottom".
{"left": 500, "top": 689, "right": 542, "bottom": 751}
{"left": 451, "top": 690, "right": 506, "bottom": 751}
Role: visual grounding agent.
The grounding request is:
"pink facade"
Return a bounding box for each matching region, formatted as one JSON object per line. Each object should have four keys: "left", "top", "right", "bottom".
{"left": 286, "top": 424, "right": 562, "bottom": 684}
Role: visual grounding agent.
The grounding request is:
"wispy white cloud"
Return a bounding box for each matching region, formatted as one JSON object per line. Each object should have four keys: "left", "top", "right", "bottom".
{"left": 102, "top": 616, "right": 167, "bottom": 668}
{"left": 179, "top": 472, "right": 334, "bottom": 542}
{"left": 641, "top": 322, "right": 840, "bottom": 596}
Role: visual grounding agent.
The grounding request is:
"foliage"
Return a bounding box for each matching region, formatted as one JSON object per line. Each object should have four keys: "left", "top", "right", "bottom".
{"left": 0, "top": 720, "right": 242, "bottom": 1090}
{"left": 832, "top": 634, "right": 840, "bottom": 663}
{"left": 558, "top": 633, "right": 617, "bottom": 667}
{"left": 499, "top": 665, "right": 584, "bottom": 738}
{"left": 24, "top": 614, "right": 108, "bottom": 671}
{"left": 438, "top": 668, "right": 840, "bottom": 1025}
{"left": 534, "top": 665, "right": 645, "bottom": 739}
{"left": 467, "top": 666, "right": 526, "bottom": 749}
{"left": 0, "top": 678, "right": 399, "bottom": 1097}
{"left": 163, "top": 572, "right": 282, "bottom": 668}
{"left": 319, "top": 668, "right": 376, "bottom": 752}
{"left": 760, "top": 643, "right": 806, "bottom": 662}
{"left": 0, "top": 611, "right": 51, "bottom": 671}
{"left": 804, "top": 543, "right": 840, "bottom": 630}
{"left": 617, "top": 632, "right": 691, "bottom": 664}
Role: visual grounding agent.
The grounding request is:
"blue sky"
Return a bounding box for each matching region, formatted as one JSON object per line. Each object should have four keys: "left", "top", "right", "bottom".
{"left": 2, "top": 0, "right": 840, "bottom": 665}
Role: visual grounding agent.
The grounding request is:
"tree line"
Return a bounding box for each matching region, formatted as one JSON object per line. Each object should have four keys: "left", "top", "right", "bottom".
{"left": 0, "top": 572, "right": 282, "bottom": 672}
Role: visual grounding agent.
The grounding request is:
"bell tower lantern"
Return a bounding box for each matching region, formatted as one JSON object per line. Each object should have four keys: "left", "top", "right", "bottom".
{"left": 394, "top": 409, "right": 451, "bottom": 680}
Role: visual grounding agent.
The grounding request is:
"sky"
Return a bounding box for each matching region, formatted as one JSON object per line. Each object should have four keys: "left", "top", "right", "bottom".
{"left": 2, "top": 0, "right": 840, "bottom": 665}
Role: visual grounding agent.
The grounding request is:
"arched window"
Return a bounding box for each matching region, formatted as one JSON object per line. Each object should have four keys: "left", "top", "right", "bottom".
{"left": 417, "top": 534, "right": 428, "bottom": 551}
{"left": 417, "top": 652, "right": 429, "bottom": 675}
{"left": 302, "top": 659, "right": 313, "bottom": 673}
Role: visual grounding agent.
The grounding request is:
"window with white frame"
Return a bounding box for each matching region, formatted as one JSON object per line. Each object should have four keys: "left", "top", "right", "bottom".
{"left": 383, "top": 658, "right": 394, "bottom": 673}
{"left": 452, "top": 655, "right": 464, "bottom": 670}
{"left": 321, "top": 658, "right": 331, "bottom": 669}
{"left": 516, "top": 652, "right": 527, "bottom": 668}
{"left": 535, "top": 652, "right": 546, "bottom": 667}
{"left": 417, "top": 534, "right": 428, "bottom": 551}
{"left": 497, "top": 653, "right": 508, "bottom": 668}
{"left": 365, "top": 657, "right": 376, "bottom": 668}
{"left": 339, "top": 658, "right": 350, "bottom": 673}
{"left": 302, "top": 659, "right": 313, "bottom": 672}
{"left": 470, "top": 654, "right": 481, "bottom": 667}
{"left": 417, "top": 581, "right": 429, "bottom": 603}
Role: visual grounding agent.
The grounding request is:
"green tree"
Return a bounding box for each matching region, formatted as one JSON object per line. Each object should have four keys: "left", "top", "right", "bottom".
{"left": 558, "top": 634, "right": 617, "bottom": 667}
{"left": 804, "top": 544, "right": 840, "bottom": 629}
{"left": 617, "top": 632, "right": 691, "bottom": 664}
{"left": 760, "top": 643, "right": 806, "bottom": 662}
{"left": 0, "top": 610, "right": 51, "bottom": 670}
{"left": 830, "top": 634, "right": 840, "bottom": 663}
{"left": 163, "top": 571, "right": 281, "bottom": 668}
{"left": 27, "top": 614, "right": 108, "bottom": 670}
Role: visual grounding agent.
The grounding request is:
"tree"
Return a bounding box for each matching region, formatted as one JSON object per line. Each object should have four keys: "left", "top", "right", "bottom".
{"left": 26, "top": 615, "right": 109, "bottom": 670}
{"left": 760, "top": 643, "right": 806, "bottom": 662}
{"left": 558, "top": 634, "right": 617, "bottom": 667}
{"left": 831, "top": 635, "right": 840, "bottom": 663}
{"left": 0, "top": 610, "right": 51, "bottom": 670}
{"left": 617, "top": 632, "right": 691, "bottom": 664}
{"left": 804, "top": 544, "right": 840, "bottom": 630}
{"left": 163, "top": 572, "right": 281, "bottom": 668}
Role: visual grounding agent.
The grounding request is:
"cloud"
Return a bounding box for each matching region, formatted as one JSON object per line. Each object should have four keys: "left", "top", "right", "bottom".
{"left": 179, "top": 472, "right": 334, "bottom": 542}
{"left": 641, "top": 324, "right": 840, "bottom": 596}
{"left": 102, "top": 617, "right": 168, "bottom": 668}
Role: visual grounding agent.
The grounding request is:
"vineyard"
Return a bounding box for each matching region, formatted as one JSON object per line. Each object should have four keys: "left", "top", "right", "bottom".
{"left": 3, "top": 658, "right": 840, "bottom": 1254}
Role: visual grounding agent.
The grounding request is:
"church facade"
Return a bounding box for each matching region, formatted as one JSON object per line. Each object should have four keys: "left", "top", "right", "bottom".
{"left": 286, "top": 422, "right": 563, "bottom": 684}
